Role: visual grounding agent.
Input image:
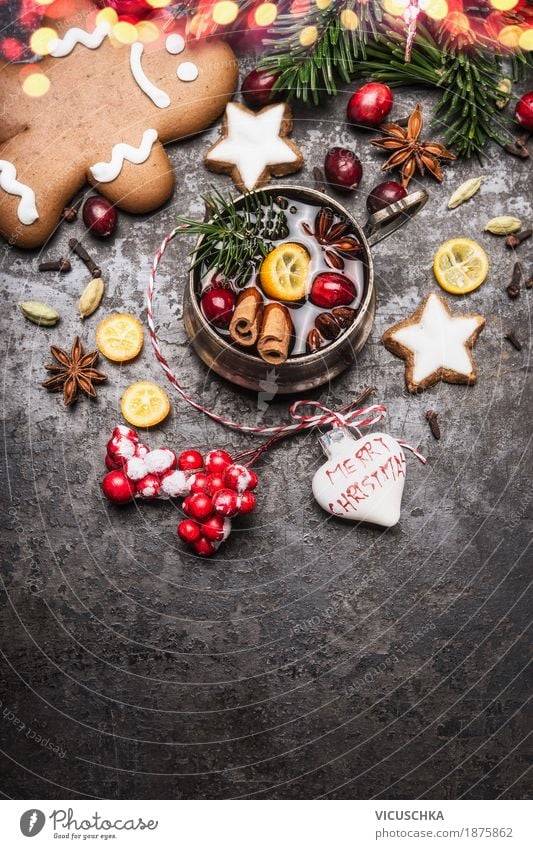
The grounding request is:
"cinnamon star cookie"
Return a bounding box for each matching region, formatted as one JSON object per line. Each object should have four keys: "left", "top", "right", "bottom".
{"left": 205, "top": 102, "right": 303, "bottom": 191}
{"left": 382, "top": 292, "right": 485, "bottom": 393}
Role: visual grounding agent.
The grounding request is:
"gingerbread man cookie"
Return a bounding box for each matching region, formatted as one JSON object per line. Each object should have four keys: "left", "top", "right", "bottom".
{"left": 0, "top": 17, "right": 238, "bottom": 248}
{"left": 383, "top": 292, "right": 485, "bottom": 393}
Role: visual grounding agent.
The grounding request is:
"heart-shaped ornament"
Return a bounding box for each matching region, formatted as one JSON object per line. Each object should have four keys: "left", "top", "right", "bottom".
{"left": 312, "top": 428, "right": 407, "bottom": 528}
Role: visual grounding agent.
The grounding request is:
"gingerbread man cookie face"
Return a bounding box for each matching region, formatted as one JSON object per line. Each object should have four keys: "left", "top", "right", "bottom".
{"left": 0, "top": 22, "right": 238, "bottom": 248}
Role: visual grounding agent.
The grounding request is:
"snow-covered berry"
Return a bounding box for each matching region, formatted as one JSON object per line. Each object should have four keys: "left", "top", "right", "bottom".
{"left": 136, "top": 474, "right": 161, "bottom": 500}
{"left": 144, "top": 448, "right": 177, "bottom": 475}
{"left": 212, "top": 488, "right": 240, "bottom": 517}
{"left": 125, "top": 456, "right": 148, "bottom": 481}
{"left": 224, "top": 464, "right": 253, "bottom": 493}
{"left": 160, "top": 469, "right": 188, "bottom": 498}
{"left": 204, "top": 449, "right": 233, "bottom": 475}
{"left": 201, "top": 515, "right": 231, "bottom": 542}
{"left": 188, "top": 472, "right": 210, "bottom": 494}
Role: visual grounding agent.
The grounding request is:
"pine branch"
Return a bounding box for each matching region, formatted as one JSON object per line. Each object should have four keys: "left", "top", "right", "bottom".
{"left": 176, "top": 189, "right": 288, "bottom": 287}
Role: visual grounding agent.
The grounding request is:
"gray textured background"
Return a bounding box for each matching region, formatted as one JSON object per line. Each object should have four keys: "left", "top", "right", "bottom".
{"left": 1, "top": 76, "right": 531, "bottom": 799}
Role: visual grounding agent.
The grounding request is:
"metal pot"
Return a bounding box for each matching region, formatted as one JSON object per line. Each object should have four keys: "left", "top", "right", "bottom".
{"left": 183, "top": 184, "right": 427, "bottom": 394}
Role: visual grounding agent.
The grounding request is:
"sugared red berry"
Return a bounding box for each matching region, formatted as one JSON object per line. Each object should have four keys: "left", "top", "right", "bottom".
{"left": 366, "top": 181, "right": 407, "bottom": 214}
{"left": 204, "top": 449, "right": 233, "bottom": 475}
{"left": 310, "top": 273, "right": 357, "bottom": 309}
{"left": 136, "top": 474, "right": 160, "bottom": 499}
{"left": 347, "top": 83, "right": 393, "bottom": 127}
{"left": 113, "top": 425, "right": 137, "bottom": 441}
{"left": 224, "top": 464, "right": 253, "bottom": 493}
{"left": 241, "top": 68, "right": 283, "bottom": 108}
{"left": 212, "top": 488, "right": 240, "bottom": 517}
{"left": 324, "top": 147, "right": 363, "bottom": 192}
{"left": 83, "top": 195, "right": 118, "bottom": 238}
{"left": 185, "top": 492, "right": 213, "bottom": 521}
{"left": 193, "top": 536, "right": 217, "bottom": 557}
{"left": 105, "top": 453, "right": 120, "bottom": 471}
{"left": 206, "top": 473, "right": 227, "bottom": 496}
{"left": 239, "top": 491, "right": 257, "bottom": 514}
{"left": 144, "top": 448, "right": 177, "bottom": 474}
{"left": 177, "top": 519, "right": 201, "bottom": 544}
{"left": 101, "top": 470, "right": 136, "bottom": 503}
{"left": 160, "top": 470, "right": 188, "bottom": 498}
{"left": 135, "top": 442, "right": 150, "bottom": 459}
{"left": 189, "top": 472, "right": 210, "bottom": 494}
{"left": 201, "top": 514, "right": 230, "bottom": 542}
{"left": 515, "top": 91, "right": 533, "bottom": 132}
{"left": 201, "top": 287, "right": 236, "bottom": 328}
{"left": 178, "top": 449, "right": 204, "bottom": 472}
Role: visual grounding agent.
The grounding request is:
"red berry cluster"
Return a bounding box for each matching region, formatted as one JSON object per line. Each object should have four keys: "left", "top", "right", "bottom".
{"left": 101, "top": 427, "right": 258, "bottom": 557}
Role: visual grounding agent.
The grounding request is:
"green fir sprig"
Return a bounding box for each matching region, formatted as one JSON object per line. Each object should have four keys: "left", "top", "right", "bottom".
{"left": 176, "top": 189, "right": 288, "bottom": 286}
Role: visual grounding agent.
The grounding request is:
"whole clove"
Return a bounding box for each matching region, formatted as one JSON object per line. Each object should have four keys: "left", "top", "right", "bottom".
{"left": 506, "top": 261, "right": 522, "bottom": 299}
{"left": 504, "top": 132, "right": 530, "bottom": 159}
{"left": 313, "top": 166, "right": 326, "bottom": 193}
{"left": 425, "top": 410, "right": 441, "bottom": 440}
{"left": 68, "top": 238, "right": 101, "bottom": 278}
{"left": 61, "top": 198, "right": 83, "bottom": 223}
{"left": 38, "top": 258, "right": 71, "bottom": 273}
{"left": 505, "top": 330, "right": 522, "bottom": 351}
{"left": 505, "top": 229, "right": 532, "bottom": 249}
{"left": 525, "top": 271, "right": 533, "bottom": 290}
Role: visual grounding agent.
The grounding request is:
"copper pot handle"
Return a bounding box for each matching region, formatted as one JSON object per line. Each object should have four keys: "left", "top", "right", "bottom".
{"left": 363, "top": 189, "right": 429, "bottom": 248}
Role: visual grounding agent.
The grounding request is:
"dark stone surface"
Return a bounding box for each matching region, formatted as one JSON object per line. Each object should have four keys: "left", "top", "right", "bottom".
{"left": 1, "top": 78, "right": 532, "bottom": 800}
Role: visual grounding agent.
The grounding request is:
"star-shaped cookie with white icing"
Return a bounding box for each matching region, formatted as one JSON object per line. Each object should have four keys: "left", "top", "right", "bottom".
{"left": 383, "top": 293, "right": 485, "bottom": 393}
{"left": 205, "top": 102, "right": 303, "bottom": 192}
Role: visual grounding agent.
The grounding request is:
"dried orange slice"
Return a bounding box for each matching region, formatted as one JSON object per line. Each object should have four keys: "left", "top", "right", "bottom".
{"left": 259, "top": 243, "right": 310, "bottom": 302}
{"left": 121, "top": 381, "right": 170, "bottom": 428}
{"left": 433, "top": 238, "right": 489, "bottom": 295}
{"left": 96, "top": 313, "right": 144, "bottom": 362}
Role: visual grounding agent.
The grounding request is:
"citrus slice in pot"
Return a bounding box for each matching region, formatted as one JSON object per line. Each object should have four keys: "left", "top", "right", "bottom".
{"left": 121, "top": 381, "right": 170, "bottom": 428}
{"left": 433, "top": 238, "right": 489, "bottom": 295}
{"left": 259, "top": 243, "right": 310, "bottom": 301}
{"left": 96, "top": 313, "right": 144, "bottom": 362}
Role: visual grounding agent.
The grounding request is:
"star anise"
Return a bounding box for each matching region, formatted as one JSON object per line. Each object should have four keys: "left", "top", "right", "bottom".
{"left": 371, "top": 103, "right": 456, "bottom": 188}
{"left": 42, "top": 336, "right": 107, "bottom": 406}
{"left": 301, "top": 206, "right": 363, "bottom": 270}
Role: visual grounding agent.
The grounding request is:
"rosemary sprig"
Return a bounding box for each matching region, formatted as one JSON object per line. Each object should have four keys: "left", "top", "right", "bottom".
{"left": 176, "top": 189, "right": 288, "bottom": 287}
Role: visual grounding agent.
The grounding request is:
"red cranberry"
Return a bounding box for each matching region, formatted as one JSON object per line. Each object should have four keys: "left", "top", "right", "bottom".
{"left": 204, "top": 449, "right": 233, "bottom": 475}
{"left": 185, "top": 492, "right": 213, "bottom": 521}
{"left": 246, "top": 470, "right": 258, "bottom": 491}
{"left": 324, "top": 147, "right": 363, "bottom": 192}
{"left": 212, "top": 488, "right": 240, "bottom": 517}
{"left": 189, "top": 472, "right": 210, "bottom": 494}
{"left": 177, "top": 450, "right": 204, "bottom": 472}
{"left": 241, "top": 68, "right": 283, "bottom": 108}
{"left": 310, "top": 273, "right": 357, "bottom": 309}
{"left": 347, "top": 83, "right": 393, "bottom": 128}
{"left": 366, "top": 181, "right": 408, "bottom": 214}
{"left": 515, "top": 91, "right": 533, "bottom": 132}
{"left": 201, "top": 287, "right": 236, "bottom": 329}
{"left": 239, "top": 491, "right": 256, "bottom": 514}
{"left": 224, "top": 464, "right": 253, "bottom": 493}
{"left": 177, "top": 519, "right": 201, "bottom": 544}
{"left": 101, "top": 470, "right": 135, "bottom": 504}
{"left": 82, "top": 196, "right": 118, "bottom": 238}
{"left": 193, "top": 536, "right": 217, "bottom": 557}
{"left": 201, "top": 514, "right": 229, "bottom": 542}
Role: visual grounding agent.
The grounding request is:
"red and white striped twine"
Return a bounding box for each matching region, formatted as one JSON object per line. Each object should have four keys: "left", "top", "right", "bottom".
{"left": 146, "top": 228, "right": 425, "bottom": 463}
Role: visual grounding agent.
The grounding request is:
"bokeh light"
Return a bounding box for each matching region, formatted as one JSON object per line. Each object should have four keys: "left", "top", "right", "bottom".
{"left": 489, "top": 0, "right": 519, "bottom": 10}
{"left": 382, "top": 0, "right": 409, "bottom": 18}
{"left": 498, "top": 24, "right": 523, "bottom": 47}
{"left": 518, "top": 28, "right": 533, "bottom": 50}
{"left": 22, "top": 72, "right": 50, "bottom": 97}
{"left": 340, "top": 9, "right": 359, "bottom": 30}
{"left": 136, "top": 21, "right": 160, "bottom": 43}
{"left": 300, "top": 25, "right": 318, "bottom": 46}
{"left": 146, "top": 0, "right": 172, "bottom": 7}
{"left": 112, "top": 21, "right": 139, "bottom": 44}
{"left": 444, "top": 10, "right": 470, "bottom": 35}
{"left": 96, "top": 7, "right": 118, "bottom": 27}
{"left": 254, "top": 2, "right": 277, "bottom": 27}
{"left": 316, "top": 0, "right": 333, "bottom": 9}
{"left": 212, "top": 0, "right": 239, "bottom": 24}
{"left": 34, "top": 0, "right": 55, "bottom": 6}
{"left": 423, "top": 0, "right": 449, "bottom": 20}
{"left": 30, "top": 26, "right": 57, "bottom": 56}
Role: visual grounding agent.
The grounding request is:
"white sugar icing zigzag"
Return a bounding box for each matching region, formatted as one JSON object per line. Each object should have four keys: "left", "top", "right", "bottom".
{"left": 49, "top": 23, "right": 111, "bottom": 58}
{"left": 129, "top": 42, "right": 170, "bottom": 109}
{"left": 90, "top": 129, "right": 158, "bottom": 183}
{"left": 0, "top": 160, "right": 39, "bottom": 225}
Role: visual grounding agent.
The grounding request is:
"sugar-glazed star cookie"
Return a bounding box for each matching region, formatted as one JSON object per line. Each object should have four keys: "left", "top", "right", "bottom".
{"left": 205, "top": 102, "right": 303, "bottom": 192}
{"left": 382, "top": 292, "right": 485, "bottom": 393}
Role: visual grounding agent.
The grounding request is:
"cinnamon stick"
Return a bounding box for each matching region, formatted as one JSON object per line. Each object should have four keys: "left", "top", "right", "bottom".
{"left": 229, "top": 288, "right": 264, "bottom": 347}
{"left": 257, "top": 303, "right": 293, "bottom": 365}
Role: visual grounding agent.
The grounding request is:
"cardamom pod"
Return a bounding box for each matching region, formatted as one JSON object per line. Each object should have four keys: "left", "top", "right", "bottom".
{"left": 448, "top": 177, "right": 483, "bottom": 209}
{"left": 19, "top": 300, "right": 60, "bottom": 326}
{"left": 485, "top": 216, "right": 522, "bottom": 235}
{"left": 495, "top": 78, "right": 512, "bottom": 110}
{"left": 78, "top": 277, "right": 104, "bottom": 318}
